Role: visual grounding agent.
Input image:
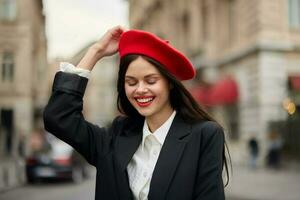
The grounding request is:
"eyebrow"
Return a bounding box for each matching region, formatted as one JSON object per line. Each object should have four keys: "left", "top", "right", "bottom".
{"left": 125, "top": 73, "right": 160, "bottom": 79}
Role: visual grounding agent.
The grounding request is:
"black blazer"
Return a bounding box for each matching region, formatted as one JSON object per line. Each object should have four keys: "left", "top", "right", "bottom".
{"left": 43, "top": 72, "right": 225, "bottom": 200}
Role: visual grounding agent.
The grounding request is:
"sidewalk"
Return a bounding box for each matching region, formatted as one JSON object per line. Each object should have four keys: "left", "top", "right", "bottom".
{"left": 225, "top": 163, "right": 300, "bottom": 200}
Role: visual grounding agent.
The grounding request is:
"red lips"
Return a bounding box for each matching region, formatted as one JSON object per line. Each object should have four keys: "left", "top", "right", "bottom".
{"left": 135, "top": 96, "right": 155, "bottom": 107}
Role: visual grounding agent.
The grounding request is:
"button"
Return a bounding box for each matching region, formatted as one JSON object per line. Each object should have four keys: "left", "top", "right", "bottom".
{"left": 153, "top": 150, "right": 158, "bottom": 156}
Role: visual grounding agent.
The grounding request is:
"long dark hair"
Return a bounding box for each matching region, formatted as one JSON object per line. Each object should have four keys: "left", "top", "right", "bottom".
{"left": 117, "top": 54, "right": 231, "bottom": 186}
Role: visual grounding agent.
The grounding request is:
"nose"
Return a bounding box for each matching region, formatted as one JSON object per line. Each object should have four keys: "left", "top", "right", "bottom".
{"left": 136, "top": 82, "right": 148, "bottom": 94}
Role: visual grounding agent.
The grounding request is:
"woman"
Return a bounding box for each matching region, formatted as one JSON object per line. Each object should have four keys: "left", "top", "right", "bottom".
{"left": 44, "top": 26, "right": 229, "bottom": 200}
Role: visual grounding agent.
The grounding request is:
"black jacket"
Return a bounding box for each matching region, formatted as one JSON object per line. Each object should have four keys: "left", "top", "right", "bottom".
{"left": 43, "top": 72, "right": 225, "bottom": 200}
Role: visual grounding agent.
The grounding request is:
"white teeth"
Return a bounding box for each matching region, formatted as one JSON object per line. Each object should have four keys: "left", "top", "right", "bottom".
{"left": 136, "top": 98, "right": 153, "bottom": 103}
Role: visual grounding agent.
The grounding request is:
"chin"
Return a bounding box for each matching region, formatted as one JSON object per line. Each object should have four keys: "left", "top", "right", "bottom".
{"left": 137, "top": 111, "right": 152, "bottom": 117}
{"left": 136, "top": 108, "right": 154, "bottom": 117}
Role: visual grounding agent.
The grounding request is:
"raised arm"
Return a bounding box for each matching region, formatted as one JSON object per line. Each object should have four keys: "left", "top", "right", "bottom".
{"left": 43, "top": 26, "right": 126, "bottom": 166}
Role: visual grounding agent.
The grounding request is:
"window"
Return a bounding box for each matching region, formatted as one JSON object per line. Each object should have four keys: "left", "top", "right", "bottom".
{"left": 228, "top": 0, "right": 236, "bottom": 44}
{"left": 288, "top": 0, "right": 300, "bottom": 28}
{"left": 1, "top": 109, "right": 14, "bottom": 154}
{"left": 0, "top": 0, "right": 16, "bottom": 21}
{"left": 1, "top": 52, "right": 14, "bottom": 82}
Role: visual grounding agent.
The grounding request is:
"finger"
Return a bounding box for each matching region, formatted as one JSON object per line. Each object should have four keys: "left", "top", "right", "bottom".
{"left": 110, "top": 27, "right": 126, "bottom": 39}
{"left": 111, "top": 25, "right": 127, "bottom": 34}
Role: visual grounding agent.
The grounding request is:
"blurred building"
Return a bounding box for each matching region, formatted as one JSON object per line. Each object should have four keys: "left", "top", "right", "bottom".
{"left": 69, "top": 44, "right": 118, "bottom": 126}
{"left": 129, "top": 0, "right": 300, "bottom": 164}
{"left": 0, "top": 0, "right": 48, "bottom": 191}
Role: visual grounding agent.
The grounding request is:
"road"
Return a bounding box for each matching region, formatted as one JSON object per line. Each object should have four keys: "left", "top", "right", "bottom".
{"left": 1, "top": 164, "right": 300, "bottom": 200}
{"left": 0, "top": 177, "right": 95, "bottom": 200}
{"left": 225, "top": 164, "right": 300, "bottom": 200}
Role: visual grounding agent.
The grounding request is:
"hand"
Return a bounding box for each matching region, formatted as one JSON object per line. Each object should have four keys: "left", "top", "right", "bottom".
{"left": 77, "top": 26, "right": 126, "bottom": 70}
{"left": 91, "top": 25, "right": 126, "bottom": 57}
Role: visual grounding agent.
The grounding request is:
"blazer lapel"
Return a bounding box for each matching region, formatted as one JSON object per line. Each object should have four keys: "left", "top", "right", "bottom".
{"left": 114, "top": 120, "right": 143, "bottom": 199}
{"left": 148, "top": 114, "right": 191, "bottom": 200}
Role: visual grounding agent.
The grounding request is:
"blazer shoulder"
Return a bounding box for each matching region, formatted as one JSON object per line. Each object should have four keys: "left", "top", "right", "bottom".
{"left": 193, "top": 120, "right": 222, "bottom": 131}
{"left": 191, "top": 121, "right": 225, "bottom": 156}
{"left": 192, "top": 120, "right": 224, "bottom": 140}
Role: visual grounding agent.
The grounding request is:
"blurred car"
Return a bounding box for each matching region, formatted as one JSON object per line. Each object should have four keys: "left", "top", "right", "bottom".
{"left": 26, "top": 132, "right": 90, "bottom": 183}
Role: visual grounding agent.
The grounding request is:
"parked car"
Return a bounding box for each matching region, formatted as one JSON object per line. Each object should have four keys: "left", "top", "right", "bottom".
{"left": 26, "top": 132, "right": 90, "bottom": 183}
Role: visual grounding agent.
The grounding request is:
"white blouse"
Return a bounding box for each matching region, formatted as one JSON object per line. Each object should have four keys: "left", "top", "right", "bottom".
{"left": 127, "top": 111, "right": 176, "bottom": 200}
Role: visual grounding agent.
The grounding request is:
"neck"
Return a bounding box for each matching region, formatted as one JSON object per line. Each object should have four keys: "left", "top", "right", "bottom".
{"left": 146, "top": 105, "right": 174, "bottom": 133}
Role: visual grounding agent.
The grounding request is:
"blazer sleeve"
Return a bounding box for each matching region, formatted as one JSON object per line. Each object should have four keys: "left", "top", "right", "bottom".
{"left": 43, "top": 72, "right": 116, "bottom": 166}
{"left": 193, "top": 121, "right": 225, "bottom": 200}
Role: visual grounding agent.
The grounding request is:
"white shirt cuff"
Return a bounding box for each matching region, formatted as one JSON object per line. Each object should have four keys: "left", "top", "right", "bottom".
{"left": 59, "top": 62, "right": 91, "bottom": 79}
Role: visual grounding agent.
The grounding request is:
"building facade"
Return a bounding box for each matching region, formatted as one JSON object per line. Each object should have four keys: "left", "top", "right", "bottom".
{"left": 0, "top": 0, "right": 48, "bottom": 191}
{"left": 129, "top": 0, "right": 300, "bottom": 164}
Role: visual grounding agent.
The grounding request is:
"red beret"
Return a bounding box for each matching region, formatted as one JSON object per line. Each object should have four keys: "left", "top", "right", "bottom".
{"left": 118, "top": 30, "right": 196, "bottom": 80}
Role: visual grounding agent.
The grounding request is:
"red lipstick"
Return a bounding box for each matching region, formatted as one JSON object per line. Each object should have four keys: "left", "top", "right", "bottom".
{"left": 135, "top": 96, "right": 155, "bottom": 107}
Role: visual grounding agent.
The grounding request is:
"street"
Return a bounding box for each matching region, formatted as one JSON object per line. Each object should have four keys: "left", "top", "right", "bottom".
{"left": 0, "top": 173, "right": 96, "bottom": 200}
{"left": 1, "top": 164, "right": 300, "bottom": 200}
{"left": 225, "top": 163, "right": 300, "bottom": 200}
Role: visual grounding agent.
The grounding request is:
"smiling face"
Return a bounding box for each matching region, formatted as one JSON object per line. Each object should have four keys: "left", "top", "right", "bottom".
{"left": 124, "top": 56, "right": 173, "bottom": 121}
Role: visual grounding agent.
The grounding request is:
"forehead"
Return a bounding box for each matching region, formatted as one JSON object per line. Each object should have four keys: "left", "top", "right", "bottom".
{"left": 125, "top": 57, "right": 161, "bottom": 77}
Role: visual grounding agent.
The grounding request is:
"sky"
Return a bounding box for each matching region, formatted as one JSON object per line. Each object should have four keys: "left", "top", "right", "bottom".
{"left": 43, "top": 0, "right": 129, "bottom": 60}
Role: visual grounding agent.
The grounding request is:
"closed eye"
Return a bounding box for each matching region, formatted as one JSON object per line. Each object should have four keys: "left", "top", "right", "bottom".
{"left": 147, "top": 80, "right": 156, "bottom": 85}
{"left": 146, "top": 78, "right": 159, "bottom": 85}
{"left": 125, "top": 79, "right": 137, "bottom": 86}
